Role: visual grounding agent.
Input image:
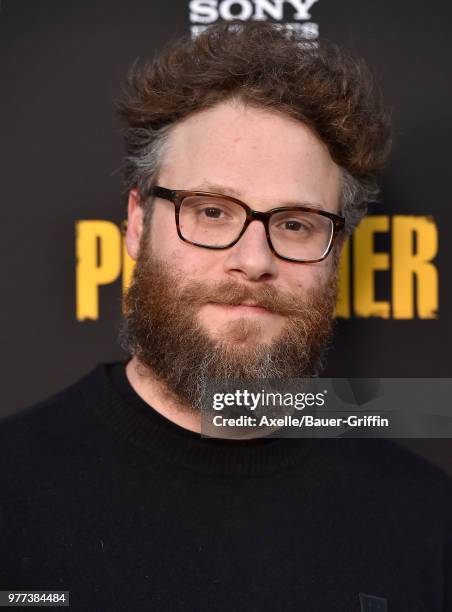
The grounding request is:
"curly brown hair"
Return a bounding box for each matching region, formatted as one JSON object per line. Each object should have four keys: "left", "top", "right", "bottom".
{"left": 116, "top": 22, "right": 392, "bottom": 235}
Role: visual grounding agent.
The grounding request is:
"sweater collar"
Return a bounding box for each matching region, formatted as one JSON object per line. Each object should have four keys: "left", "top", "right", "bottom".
{"left": 79, "top": 360, "right": 320, "bottom": 476}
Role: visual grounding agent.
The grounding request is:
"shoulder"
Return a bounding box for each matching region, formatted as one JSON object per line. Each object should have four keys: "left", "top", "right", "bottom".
{"left": 339, "top": 436, "right": 451, "bottom": 478}
{"left": 335, "top": 437, "right": 452, "bottom": 490}
{"left": 0, "top": 373, "right": 89, "bottom": 445}
{"left": 0, "top": 365, "right": 108, "bottom": 495}
{"left": 317, "top": 437, "right": 452, "bottom": 523}
{"left": 0, "top": 379, "right": 84, "bottom": 445}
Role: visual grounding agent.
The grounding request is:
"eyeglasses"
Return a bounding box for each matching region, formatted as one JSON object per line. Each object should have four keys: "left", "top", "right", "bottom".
{"left": 146, "top": 185, "right": 345, "bottom": 263}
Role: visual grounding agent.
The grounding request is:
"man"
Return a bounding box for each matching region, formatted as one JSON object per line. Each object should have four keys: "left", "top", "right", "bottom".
{"left": 1, "top": 22, "right": 450, "bottom": 611}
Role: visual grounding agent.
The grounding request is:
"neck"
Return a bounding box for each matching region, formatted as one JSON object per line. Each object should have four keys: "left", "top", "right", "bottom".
{"left": 126, "top": 356, "right": 202, "bottom": 433}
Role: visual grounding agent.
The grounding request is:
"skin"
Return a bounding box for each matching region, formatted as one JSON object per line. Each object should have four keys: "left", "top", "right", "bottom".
{"left": 124, "top": 99, "right": 343, "bottom": 433}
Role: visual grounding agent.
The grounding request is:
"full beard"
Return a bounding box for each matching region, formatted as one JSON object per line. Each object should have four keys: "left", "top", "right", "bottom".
{"left": 119, "top": 234, "right": 339, "bottom": 414}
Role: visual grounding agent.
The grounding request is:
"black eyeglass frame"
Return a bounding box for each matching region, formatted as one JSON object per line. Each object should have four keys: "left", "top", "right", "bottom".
{"left": 145, "top": 185, "right": 345, "bottom": 263}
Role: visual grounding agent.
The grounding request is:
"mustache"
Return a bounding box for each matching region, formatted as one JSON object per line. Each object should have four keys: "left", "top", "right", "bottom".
{"left": 175, "top": 280, "right": 311, "bottom": 317}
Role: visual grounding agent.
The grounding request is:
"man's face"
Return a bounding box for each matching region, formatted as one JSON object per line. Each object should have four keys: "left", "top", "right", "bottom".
{"left": 123, "top": 100, "right": 343, "bottom": 408}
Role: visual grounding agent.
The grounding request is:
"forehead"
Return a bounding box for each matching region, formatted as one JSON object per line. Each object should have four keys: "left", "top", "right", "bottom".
{"left": 158, "top": 100, "right": 342, "bottom": 212}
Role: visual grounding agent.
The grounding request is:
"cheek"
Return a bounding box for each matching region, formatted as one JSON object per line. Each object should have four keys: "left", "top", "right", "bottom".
{"left": 172, "top": 248, "right": 226, "bottom": 279}
{"left": 148, "top": 213, "right": 220, "bottom": 275}
{"left": 148, "top": 205, "right": 180, "bottom": 258}
{"left": 281, "top": 261, "right": 330, "bottom": 291}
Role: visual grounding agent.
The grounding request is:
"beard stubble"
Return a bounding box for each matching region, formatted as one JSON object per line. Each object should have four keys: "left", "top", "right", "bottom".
{"left": 119, "top": 231, "right": 340, "bottom": 413}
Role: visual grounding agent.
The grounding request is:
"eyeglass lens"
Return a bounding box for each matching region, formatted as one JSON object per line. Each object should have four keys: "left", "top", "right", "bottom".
{"left": 178, "top": 195, "right": 334, "bottom": 261}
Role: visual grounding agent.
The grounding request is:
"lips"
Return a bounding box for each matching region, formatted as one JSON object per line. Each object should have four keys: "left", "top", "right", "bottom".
{"left": 239, "top": 301, "right": 262, "bottom": 307}
{"left": 208, "top": 301, "right": 271, "bottom": 315}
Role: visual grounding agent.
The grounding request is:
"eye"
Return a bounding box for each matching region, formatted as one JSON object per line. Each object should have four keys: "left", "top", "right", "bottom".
{"left": 278, "top": 219, "right": 312, "bottom": 232}
{"left": 197, "top": 204, "right": 236, "bottom": 222}
{"left": 282, "top": 220, "right": 307, "bottom": 232}
{"left": 181, "top": 196, "right": 245, "bottom": 225}
{"left": 202, "top": 207, "right": 224, "bottom": 219}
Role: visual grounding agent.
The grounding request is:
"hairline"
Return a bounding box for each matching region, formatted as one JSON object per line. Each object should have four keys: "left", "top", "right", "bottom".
{"left": 134, "top": 99, "right": 377, "bottom": 236}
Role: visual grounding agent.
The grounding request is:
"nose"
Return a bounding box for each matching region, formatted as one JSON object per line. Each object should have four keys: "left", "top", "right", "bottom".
{"left": 223, "top": 220, "right": 278, "bottom": 281}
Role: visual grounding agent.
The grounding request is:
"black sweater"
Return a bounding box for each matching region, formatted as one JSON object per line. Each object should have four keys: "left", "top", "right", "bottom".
{"left": 0, "top": 360, "right": 451, "bottom": 611}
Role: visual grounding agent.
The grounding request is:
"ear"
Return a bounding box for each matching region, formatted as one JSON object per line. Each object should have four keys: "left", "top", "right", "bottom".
{"left": 125, "top": 189, "right": 144, "bottom": 261}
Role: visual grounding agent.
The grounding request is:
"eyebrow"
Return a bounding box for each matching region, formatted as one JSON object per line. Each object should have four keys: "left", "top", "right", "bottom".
{"left": 187, "top": 181, "right": 327, "bottom": 211}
